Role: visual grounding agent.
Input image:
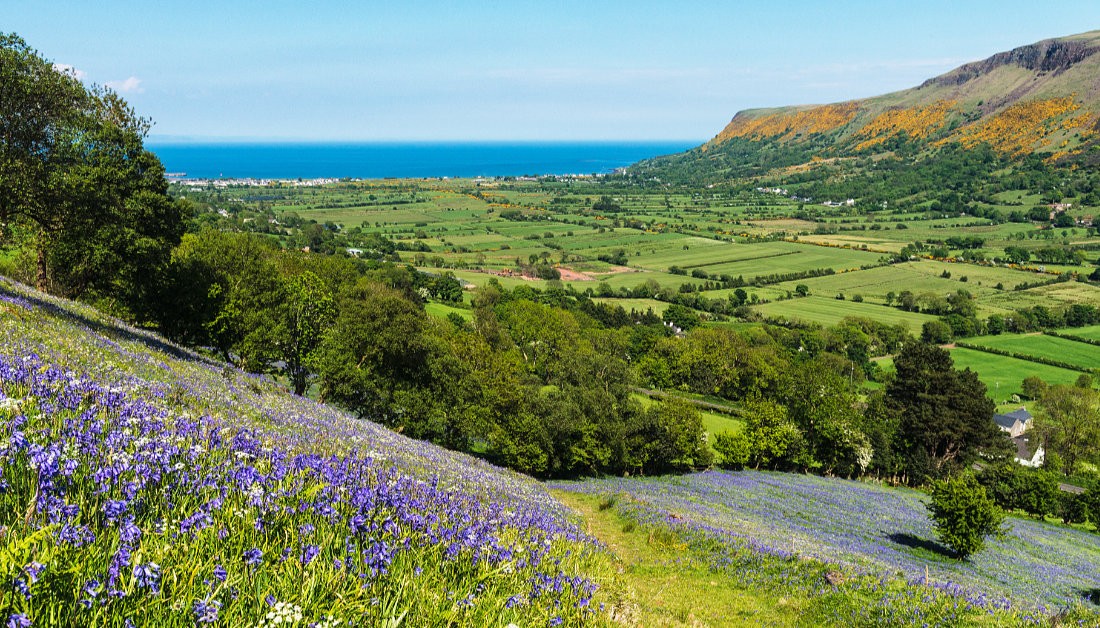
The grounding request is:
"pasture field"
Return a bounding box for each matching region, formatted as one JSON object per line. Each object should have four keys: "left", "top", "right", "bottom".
{"left": 948, "top": 347, "right": 1084, "bottom": 399}
{"left": 873, "top": 347, "right": 1085, "bottom": 401}
{"left": 1058, "top": 324, "right": 1100, "bottom": 340}
{"left": 964, "top": 333, "right": 1100, "bottom": 371}
{"left": 177, "top": 178, "right": 1100, "bottom": 402}
{"left": 424, "top": 300, "right": 473, "bottom": 321}
{"left": 751, "top": 295, "right": 937, "bottom": 328}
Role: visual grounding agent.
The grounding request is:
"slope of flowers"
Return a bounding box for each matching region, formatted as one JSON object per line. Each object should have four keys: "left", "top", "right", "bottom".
{"left": 711, "top": 103, "right": 860, "bottom": 144}
{"left": 556, "top": 470, "right": 1100, "bottom": 621}
{"left": 0, "top": 278, "right": 614, "bottom": 627}
{"left": 941, "top": 97, "right": 1091, "bottom": 156}
{"left": 853, "top": 100, "right": 957, "bottom": 151}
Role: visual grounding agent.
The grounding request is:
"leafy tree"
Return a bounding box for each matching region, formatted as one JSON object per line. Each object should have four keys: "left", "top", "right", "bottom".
{"left": 662, "top": 303, "right": 702, "bottom": 331}
{"left": 742, "top": 399, "right": 806, "bottom": 470}
{"left": 1034, "top": 385, "right": 1100, "bottom": 476}
{"left": 920, "top": 320, "right": 953, "bottom": 344}
{"left": 277, "top": 271, "right": 336, "bottom": 395}
{"left": 887, "top": 343, "right": 1005, "bottom": 480}
{"left": 713, "top": 430, "right": 750, "bottom": 469}
{"left": 1021, "top": 376, "right": 1048, "bottom": 400}
{"left": 927, "top": 473, "right": 1005, "bottom": 559}
{"left": 626, "top": 397, "right": 712, "bottom": 475}
{"left": 155, "top": 230, "right": 283, "bottom": 365}
{"left": 313, "top": 280, "right": 432, "bottom": 424}
{"left": 0, "top": 33, "right": 187, "bottom": 316}
{"left": 1014, "top": 468, "right": 1062, "bottom": 519}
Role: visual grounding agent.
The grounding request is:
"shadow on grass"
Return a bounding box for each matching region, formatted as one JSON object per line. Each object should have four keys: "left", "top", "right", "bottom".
{"left": 0, "top": 280, "right": 220, "bottom": 368}
{"left": 887, "top": 532, "right": 956, "bottom": 559}
{"left": 1080, "top": 588, "right": 1100, "bottom": 605}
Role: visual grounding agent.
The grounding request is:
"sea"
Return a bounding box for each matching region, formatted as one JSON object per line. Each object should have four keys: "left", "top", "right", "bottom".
{"left": 147, "top": 141, "right": 699, "bottom": 180}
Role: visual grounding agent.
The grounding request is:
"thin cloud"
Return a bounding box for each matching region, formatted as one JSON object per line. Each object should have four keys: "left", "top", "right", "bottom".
{"left": 106, "top": 76, "right": 144, "bottom": 94}
{"left": 53, "top": 63, "right": 87, "bottom": 81}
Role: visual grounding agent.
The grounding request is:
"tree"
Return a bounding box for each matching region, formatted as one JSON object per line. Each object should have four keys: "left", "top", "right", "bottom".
{"left": 276, "top": 271, "right": 335, "bottom": 395}
{"left": 0, "top": 33, "right": 187, "bottom": 316}
{"left": 1021, "top": 376, "right": 1048, "bottom": 400}
{"left": 927, "top": 473, "right": 1005, "bottom": 560}
{"left": 920, "top": 320, "right": 953, "bottom": 344}
{"left": 662, "top": 303, "right": 702, "bottom": 331}
{"left": 626, "top": 397, "right": 712, "bottom": 475}
{"left": 313, "top": 280, "right": 432, "bottom": 424}
{"left": 887, "top": 343, "right": 1005, "bottom": 480}
{"left": 742, "top": 399, "right": 806, "bottom": 470}
{"left": 713, "top": 430, "right": 750, "bottom": 469}
{"left": 1034, "top": 385, "right": 1100, "bottom": 476}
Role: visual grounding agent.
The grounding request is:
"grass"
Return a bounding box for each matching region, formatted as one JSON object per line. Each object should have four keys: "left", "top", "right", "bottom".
{"left": 555, "top": 471, "right": 1100, "bottom": 623}
{"left": 553, "top": 491, "right": 805, "bottom": 627}
{"left": 751, "top": 296, "right": 936, "bottom": 328}
{"left": 946, "top": 348, "right": 1083, "bottom": 399}
{"left": 964, "top": 333, "right": 1100, "bottom": 370}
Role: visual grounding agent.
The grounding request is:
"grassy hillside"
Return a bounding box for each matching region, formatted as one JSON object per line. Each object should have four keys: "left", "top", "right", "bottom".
{"left": 633, "top": 30, "right": 1100, "bottom": 182}
{"left": 556, "top": 471, "right": 1100, "bottom": 623}
{"left": 0, "top": 277, "right": 619, "bottom": 626}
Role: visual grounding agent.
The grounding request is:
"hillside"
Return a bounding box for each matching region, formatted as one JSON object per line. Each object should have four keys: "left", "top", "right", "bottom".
{"left": 0, "top": 276, "right": 617, "bottom": 626}
{"left": 633, "top": 30, "right": 1100, "bottom": 183}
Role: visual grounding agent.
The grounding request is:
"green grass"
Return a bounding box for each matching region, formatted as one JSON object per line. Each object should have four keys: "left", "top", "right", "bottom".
{"left": 424, "top": 300, "right": 472, "bottom": 321}
{"left": 1058, "top": 324, "right": 1100, "bottom": 341}
{"left": 947, "top": 347, "right": 1083, "bottom": 401}
{"left": 751, "top": 295, "right": 936, "bottom": 328}
{"left": 965, "top": 333, "right": 1100, "bottom": 370}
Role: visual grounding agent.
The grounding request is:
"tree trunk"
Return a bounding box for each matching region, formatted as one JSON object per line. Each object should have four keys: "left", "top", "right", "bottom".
{"left": 36, "top": 245, "right": 48, "bottom": 292}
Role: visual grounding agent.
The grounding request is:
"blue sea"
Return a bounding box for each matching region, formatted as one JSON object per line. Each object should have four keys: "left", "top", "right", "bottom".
{"left": 147, "top": 141, "right": 698, "bottom": 180}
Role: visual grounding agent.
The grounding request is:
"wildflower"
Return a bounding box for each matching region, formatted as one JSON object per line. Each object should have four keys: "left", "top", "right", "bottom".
{"left": 7, "top": 614, "right": 31, "bottom": 628}
{"left": 243, "top": 547, "right": 263, "bottom": 567}
{"left": 192, "top": 598, "right": 220, "bottom": 624}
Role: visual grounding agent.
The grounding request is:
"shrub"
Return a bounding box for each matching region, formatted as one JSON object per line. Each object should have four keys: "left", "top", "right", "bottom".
{"left": 927, "top": 474, "right": 1005, "bottom": 559}
{"left": 712, "top": 430, "right": 750, "bottom": 469}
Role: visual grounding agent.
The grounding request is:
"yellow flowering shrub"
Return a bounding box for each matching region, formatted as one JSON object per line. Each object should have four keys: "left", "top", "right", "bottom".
{"left": 853, "top": 100, "right": 957, "bottom": 151}
{"left": 940, "top": 97, "right": 1089, "bottom": 156}
{"left": 712, "top": 102, "right": 859, "bottom": 144}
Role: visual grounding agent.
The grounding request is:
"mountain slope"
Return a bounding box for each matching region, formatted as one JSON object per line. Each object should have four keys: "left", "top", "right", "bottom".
{"left": 634, "top": 30, "right": 1100, "bottom": 183}
{"left": 0, "top": 276, "right": 619, "bottom": 626}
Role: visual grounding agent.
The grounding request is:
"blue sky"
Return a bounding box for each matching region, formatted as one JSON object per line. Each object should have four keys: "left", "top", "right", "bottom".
{"left": 8, "top": 1, "right": 1100, "bottom": 141}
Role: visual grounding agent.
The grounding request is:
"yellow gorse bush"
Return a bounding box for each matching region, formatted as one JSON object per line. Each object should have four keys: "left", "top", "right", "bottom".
{"left": 853, "top": 100, "right": 957, "bottom": 151}
{"left": 940, "top": 97, "right": 1089, "bottom": 157}
{"left": 712, "top": 103, "right": 860, "bottom": 144}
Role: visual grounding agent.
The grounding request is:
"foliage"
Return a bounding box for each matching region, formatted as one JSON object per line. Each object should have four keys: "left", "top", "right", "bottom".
{"left": 0, "top": 277, "right": 617, "bottom": 627}
{"left": 886, "top": 343, "right": 1006, "bottom": 480}
{"left": 1034, "top": 384, "right": 1100, "bottom": 476}
{"left": 927, "top": 474, "right": 1006, "bottom": 560}
{"left": 712, "top": 430, "right": 750, "bottom": 469}
{"left": 0, "top": 33, "right": 188, "bottom": 318}
{"left": 854, "top": 100, "right": 957, "bottom": 151}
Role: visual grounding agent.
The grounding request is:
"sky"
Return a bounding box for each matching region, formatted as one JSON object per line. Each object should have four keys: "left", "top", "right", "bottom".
{"left": 8, "top": 1, "right": 1100, "bottom": 142}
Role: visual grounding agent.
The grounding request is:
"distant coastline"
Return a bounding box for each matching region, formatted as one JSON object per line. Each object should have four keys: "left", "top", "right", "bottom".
{"left": 146, "top": 141, "right": 699, "bottom": 180}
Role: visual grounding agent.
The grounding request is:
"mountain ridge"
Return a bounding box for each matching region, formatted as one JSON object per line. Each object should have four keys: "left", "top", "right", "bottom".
{"left": 635, "top": 30, "right": 1100, "bottom": 183}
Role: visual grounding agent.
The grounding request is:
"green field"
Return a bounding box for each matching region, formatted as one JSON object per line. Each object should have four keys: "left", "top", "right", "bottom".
{"left": 874, "top": 347, "right": 1084, "bottom": 402}
{"left": 751, "top": 295, "right": 937, "bottom": 328}
{"left": 1059, "top": 324, "right": 1100, "bottom": 340}
{"left": 948, "top": 347, "right": 1084, "bottom": 400}
{"left": 965, "top": 333, "right": 1100, "bottom": 370}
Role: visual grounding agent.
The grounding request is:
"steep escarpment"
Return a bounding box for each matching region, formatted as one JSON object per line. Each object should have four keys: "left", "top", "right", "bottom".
{"left": 633, "top": 30, "right": 1100, "bottom": 183}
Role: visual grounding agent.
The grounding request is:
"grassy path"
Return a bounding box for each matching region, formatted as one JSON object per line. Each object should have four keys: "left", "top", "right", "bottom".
{"left": 553, "top": 490, "right": 803, "bottom": 627}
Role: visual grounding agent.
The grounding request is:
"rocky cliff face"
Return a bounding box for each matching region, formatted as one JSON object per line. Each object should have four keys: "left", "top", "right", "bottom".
{"left": 922, "top": 38, "right": 1100, "bottom": 88}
